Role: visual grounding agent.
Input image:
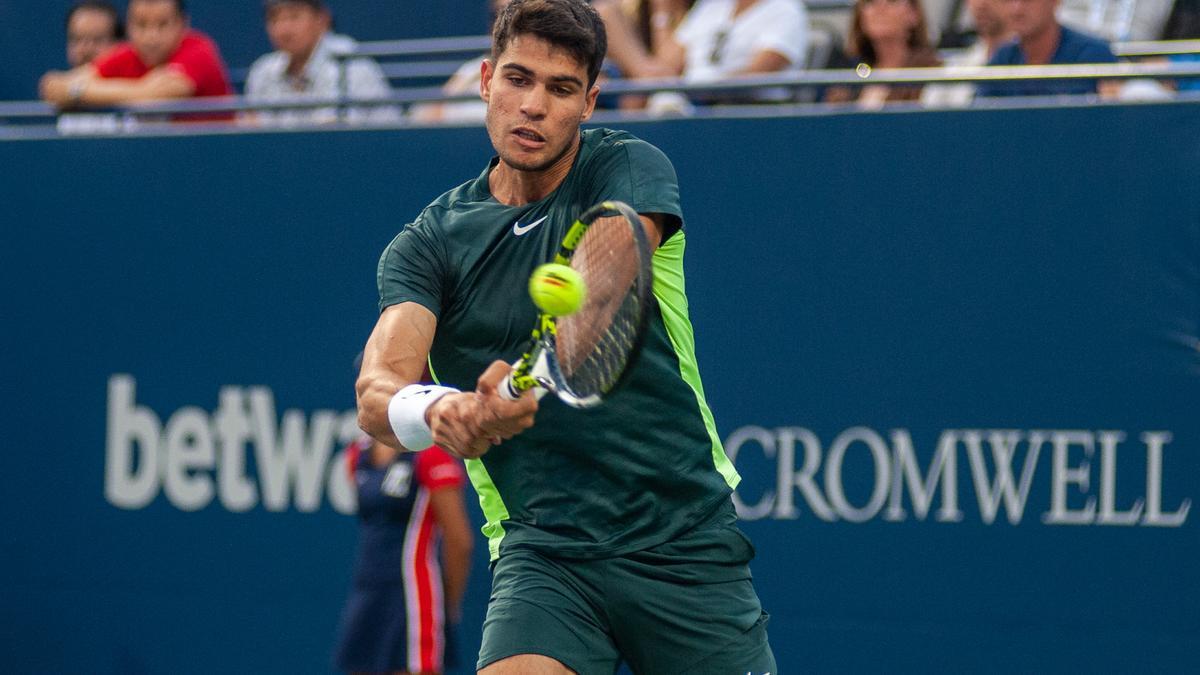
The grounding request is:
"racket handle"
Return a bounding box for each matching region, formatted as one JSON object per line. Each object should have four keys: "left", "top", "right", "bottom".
{"left": 500, "top": 355, "right": 547, "bottom": 402}
{"left": 500, "top": 374, "right": 523, "bottom": 402}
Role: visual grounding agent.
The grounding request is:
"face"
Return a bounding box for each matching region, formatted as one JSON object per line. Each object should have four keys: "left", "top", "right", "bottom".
{"left": 266, "top": 3, "right": 330, "bottom": 59}
{"left": 67, "top": 8, "right": 119, "bottom": 67}
{"left": 860, "top": 0, "right": 919, "bottom": 43}
{"left": 967, "top": 0, "right": 1005, "bottom": 39}
{"left": 127, "top": 0, "right": 187, "bottom": 67}
{"left": 999, "top": 0, "right": 1058, "bottom": 40}
{"left": 481, "top": 35, "right": 599, "bottom": 173}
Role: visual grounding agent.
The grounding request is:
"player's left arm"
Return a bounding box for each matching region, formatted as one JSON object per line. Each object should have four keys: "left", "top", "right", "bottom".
{"left": 638, "top": 213, "right": 665, "bottom": 251}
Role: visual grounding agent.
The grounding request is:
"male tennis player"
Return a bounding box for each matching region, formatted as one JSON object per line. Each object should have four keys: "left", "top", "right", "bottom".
{"left": 356, "top": 1, "right": 775, "bottom": 672}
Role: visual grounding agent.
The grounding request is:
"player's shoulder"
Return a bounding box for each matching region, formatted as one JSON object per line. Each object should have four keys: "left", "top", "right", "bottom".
{"left": 583, "top": 126, "right": 659, "bottom": 152}
{"left": 580, "top": 127, "right": 674, "bottom": 168}
{"left": 408, "top": 173, "right": 490, "bottom": 232}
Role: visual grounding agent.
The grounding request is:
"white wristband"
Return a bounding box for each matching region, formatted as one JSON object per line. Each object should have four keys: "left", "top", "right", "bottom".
{"left": 387, "top": 384, "right": 460, "bottom": 451}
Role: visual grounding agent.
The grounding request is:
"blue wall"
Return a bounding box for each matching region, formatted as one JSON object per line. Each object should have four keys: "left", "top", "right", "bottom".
{"left": 2, "top": 104, "right": 1198, "bottom": 673}
{"left": 0, "top": 0, "right": 488, "bottom": 101}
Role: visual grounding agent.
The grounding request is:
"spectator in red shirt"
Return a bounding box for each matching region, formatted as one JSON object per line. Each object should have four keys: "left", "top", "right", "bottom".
{"left": 40, "top": 0, "right": 231, "bottom": 113}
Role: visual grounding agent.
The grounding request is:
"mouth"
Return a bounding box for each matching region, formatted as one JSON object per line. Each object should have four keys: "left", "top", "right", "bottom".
{"left": 511, "top": 127, "right": 546, "bottom": 149}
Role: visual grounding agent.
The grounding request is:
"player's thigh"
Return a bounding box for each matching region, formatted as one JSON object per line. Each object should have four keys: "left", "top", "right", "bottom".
{"left": 478, "top": 653, "right": 576, "bottom": 674}
{"left": 611, "top": 570, "right": 771, "bottom": 675}
{"left": 477, "top": 549, "right": 619, "bottom": 675}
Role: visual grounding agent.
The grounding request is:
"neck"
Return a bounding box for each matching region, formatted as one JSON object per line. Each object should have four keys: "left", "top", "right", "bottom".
{"left": 489, "top": 134, "right": 581, "bottom": 206}
{"left": 872, "top": 38, "right": 911, "bottom": 68}
{"left": 1020, "top": 22, "right": 1061, "bottom": 65}
{"left": 286, "top": 47, "right": 316, "bottom": 76}
{"left": 982, "top": 31, "right": 1009, "bottom": 57}
{"left": 286, "top": 35, "right": 323, "bottom": 76}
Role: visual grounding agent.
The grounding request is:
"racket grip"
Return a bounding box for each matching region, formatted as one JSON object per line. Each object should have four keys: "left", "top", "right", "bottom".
{"left": 499, "top": 375, "right": 522, "bottom": 402}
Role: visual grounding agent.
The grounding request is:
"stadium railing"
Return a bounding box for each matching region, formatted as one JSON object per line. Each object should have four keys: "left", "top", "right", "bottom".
{"left": 3, "top": 40, "right": 1198, "bottom": 139}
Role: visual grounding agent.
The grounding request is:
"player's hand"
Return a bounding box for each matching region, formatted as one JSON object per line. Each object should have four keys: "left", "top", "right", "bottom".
{"left": 426, "top": 392, "right": 491, "bottom": 459}
{"left": 476, "top": 360, "right": 538, "bottom": 440}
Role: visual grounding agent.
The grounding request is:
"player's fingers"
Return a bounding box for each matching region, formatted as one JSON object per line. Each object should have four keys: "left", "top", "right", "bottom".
{"left": 476, "top": 359, "right": 513, "bottom": 394}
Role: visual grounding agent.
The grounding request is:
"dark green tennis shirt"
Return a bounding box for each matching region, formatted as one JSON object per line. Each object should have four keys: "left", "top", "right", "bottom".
{"left": 378, "top": 128, "right": 739, "bottom": 560}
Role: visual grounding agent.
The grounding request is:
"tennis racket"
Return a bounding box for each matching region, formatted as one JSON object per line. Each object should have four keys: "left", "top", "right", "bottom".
{"left": 500, "top": 200, "right": 654, "bottom": 408}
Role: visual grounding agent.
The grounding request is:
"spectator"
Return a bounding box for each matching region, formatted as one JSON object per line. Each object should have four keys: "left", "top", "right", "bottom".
{"left": 1057, "top": 0, "right": 1176, "bottom": 42}
{"left": 65, "top": 1, "right": 123, "bottom": 68}
{"left": 602, "top": 0, "right": 809, "bottom": 107}
{"left": 596, "top": 0, "right": 695, "bottom": 80}
{"left": 244, "top": 0, "right": 400, "bottom": 127}
{"left": 1162, "top": 0, "right": 1200, "bottom": 92}
{"left": 409, "top": 0, "right": 511, "bottom": 124}
{"left": 978, "top": 0, "right": 1119, "bottom": 97}
{"left": 40, "top": 0, "right": 232, "bottom": 118}
{"left": 594, "top": 0, "right": 697, "bottom": 109}
{"left": 923, "top": 0, "right": 1011, "bottom": 106}
{"left": 333, "top": 437, "right": 473, "bottom": 675}
{"left": 825, "top": 0, "right": 942, "bottom": 108}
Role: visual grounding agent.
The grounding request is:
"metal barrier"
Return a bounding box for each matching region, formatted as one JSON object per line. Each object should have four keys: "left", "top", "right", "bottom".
{"left": 3, "top": 43, "right": 1199, "bottom": 138}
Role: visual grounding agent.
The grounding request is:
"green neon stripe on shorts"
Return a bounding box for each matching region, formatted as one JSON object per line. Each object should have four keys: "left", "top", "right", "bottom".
{"left": 652, "top": 231, "right": 741, "bottom": 490}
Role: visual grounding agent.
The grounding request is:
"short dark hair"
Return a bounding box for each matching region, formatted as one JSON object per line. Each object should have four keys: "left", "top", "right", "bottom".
{"left": 127, "top": 0, "right": 187, "bottom": 17}
{"left": 65, "top": 1, "right": 123, "bottom": 39}
{"left": 491, "top": 0, "right": 607, "bottom": 87}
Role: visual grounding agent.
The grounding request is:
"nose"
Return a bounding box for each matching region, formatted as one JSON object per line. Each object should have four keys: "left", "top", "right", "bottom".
{"left": 519, "top": 85, "right": 548, "bottom": 120}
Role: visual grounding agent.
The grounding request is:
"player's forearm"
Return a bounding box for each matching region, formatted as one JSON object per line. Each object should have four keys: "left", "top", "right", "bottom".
{"left": 357, "top": 303, "right": 440, "bottom": 451}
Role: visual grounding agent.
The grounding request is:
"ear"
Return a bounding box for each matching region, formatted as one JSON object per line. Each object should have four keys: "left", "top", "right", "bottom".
{"left": 480, "top": 58, "right": 495, "bottom": 103}
{"left": 580, "top": 83, "right": 600, "bottom": 122}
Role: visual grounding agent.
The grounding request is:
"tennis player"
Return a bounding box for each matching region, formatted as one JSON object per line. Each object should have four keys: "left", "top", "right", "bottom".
{"left": 356, "top": 1, "right": 775, "bottom": 672}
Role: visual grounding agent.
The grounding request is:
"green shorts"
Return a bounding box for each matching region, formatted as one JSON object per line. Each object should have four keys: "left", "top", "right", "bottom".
{"left": 477, "top": 501, "right": 776, "bottom": 675}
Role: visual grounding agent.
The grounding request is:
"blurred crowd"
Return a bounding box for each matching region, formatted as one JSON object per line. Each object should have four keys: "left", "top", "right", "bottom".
{"left": 35, "top": 0, "right": 1200, "bottom": 127}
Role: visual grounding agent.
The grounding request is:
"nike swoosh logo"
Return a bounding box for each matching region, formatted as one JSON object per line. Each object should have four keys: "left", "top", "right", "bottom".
{"left": 512, "top": 215, "right": 548, "bottom": 236}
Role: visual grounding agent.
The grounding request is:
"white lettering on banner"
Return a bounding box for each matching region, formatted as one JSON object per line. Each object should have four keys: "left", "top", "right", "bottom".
{"left": 104, "top": 374, "right": 359, "bottom": 514}
{"left": 727, "top": 426, "right": 1192, "bottom": 528}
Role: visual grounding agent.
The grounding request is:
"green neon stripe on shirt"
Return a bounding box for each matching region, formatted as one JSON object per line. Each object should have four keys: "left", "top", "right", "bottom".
{"left": 465, "top": 459, "right": 510, "bottom": 560}
{"left": 652, "top": 231, "right": 741, "bottom": 490}
{"left": 429, "top": 358, "right": 509, "bottom": 559}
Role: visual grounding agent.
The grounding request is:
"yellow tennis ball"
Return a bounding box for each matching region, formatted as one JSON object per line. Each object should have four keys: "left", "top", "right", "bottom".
{"left": 529, "top": 263, "right": 586, "bottom": 316}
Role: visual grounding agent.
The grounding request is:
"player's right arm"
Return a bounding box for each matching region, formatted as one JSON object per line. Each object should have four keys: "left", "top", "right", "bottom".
{"left": 357, "top": 303, "right": 535, "bottom": 458}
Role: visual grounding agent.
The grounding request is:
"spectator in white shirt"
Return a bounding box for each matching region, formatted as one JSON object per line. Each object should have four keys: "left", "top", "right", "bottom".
{"left": 601, "top": 0, "right": 809, "bottom": 108}
{"left": 244, "top": 0, "right": 399, "bottom": 126}
{"left": 1058, "top": 0, "right": 1175, "bottom": 41}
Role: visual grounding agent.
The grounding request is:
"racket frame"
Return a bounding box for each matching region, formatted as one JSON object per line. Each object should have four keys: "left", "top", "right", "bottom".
{"left": 503, "top": 200, "right": 653, "bottom": 408}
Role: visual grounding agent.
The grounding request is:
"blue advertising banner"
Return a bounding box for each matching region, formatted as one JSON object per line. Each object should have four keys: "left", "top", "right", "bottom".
{"left": 2, "top": 103, "right": 1198, "bottom": 673}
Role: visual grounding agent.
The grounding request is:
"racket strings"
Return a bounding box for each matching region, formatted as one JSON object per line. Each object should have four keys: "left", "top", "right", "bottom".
{"left": 555, "top": 213, "right": 645, "bottom": 397}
